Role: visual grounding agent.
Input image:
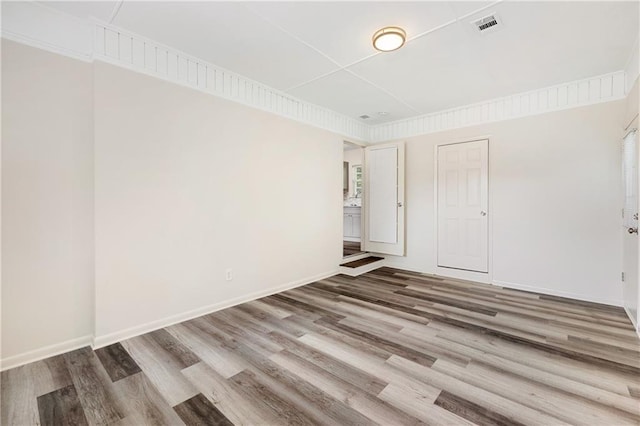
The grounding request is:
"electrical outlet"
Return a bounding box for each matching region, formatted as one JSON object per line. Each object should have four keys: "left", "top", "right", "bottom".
{"left": 225, "top": 269, "right": 233, "bottom": 281}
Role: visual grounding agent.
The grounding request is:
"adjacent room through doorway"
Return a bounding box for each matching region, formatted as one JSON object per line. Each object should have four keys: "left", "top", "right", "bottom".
{"left": 343, "top": 141, "right": 365, "bottom": 258}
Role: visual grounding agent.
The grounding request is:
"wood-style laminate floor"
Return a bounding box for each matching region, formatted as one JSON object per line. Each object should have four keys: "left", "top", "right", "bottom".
{"left": 340, "top": 256, "right": 385, "bottom": 268}
{"left": 3, "top": 267, "right": 640, "bottom": 425}
{"left": 342, "top": 241, "right": 363, "bottom": 257}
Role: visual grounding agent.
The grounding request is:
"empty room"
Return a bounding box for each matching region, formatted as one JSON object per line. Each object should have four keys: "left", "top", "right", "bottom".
{"left": 1, "top": 0, "right": 639, "bottom": 424}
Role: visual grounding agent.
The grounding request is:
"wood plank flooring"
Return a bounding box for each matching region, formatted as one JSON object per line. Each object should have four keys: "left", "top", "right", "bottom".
{"left": 340, "top": 256, "right": 384, "bottom": 268}
{"left": 2, "top": 267, "right": 640, "bottom": 425}
{"left": 342, "top": 241, "right": 362, "bottom": 257}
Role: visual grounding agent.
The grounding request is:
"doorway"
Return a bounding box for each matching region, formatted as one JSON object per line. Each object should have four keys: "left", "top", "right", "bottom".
{"left": 622, "top": 128, "right": 639, "bottom": 328}
{"left": 343, "top": 141, "right": 365, "bottom": 258}
{"left": 437, "top": 139, "right": 489, "bottom": 273}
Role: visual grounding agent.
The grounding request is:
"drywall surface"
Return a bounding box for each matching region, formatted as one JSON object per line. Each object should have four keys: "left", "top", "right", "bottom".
{"left": 93, "top": 62, "right": 342, "bottom": 342}
{"left": 1, "top": 40, "right": 94, "bottom": 361}
{"left": 385, "top": 100, "right": 626, "bottom": 305}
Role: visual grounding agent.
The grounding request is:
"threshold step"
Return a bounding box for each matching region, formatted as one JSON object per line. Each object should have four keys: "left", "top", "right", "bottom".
{"left": 340, "top": 256, "right": 385, "bottom": 268}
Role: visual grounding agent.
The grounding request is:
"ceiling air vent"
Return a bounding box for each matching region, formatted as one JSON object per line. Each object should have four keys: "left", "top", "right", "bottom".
{"left": 471, "top": 13, "right": 502, "bottom": 34}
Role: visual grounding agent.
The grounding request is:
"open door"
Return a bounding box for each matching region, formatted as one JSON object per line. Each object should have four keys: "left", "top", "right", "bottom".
{"left": 622, "top": 129, "right": 639, "bottom": 329}
{"left": 363, "top": 142, "right": 405, "bottom": 256}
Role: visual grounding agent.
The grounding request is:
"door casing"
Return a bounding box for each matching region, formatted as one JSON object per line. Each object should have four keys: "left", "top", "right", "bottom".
{"left": 434, "top": 137, "right": 493, "bottom": 283}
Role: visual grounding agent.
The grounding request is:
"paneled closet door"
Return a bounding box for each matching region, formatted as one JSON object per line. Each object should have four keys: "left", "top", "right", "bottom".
{"left": 437, "top": 140, "right": 489, "bottom": 273}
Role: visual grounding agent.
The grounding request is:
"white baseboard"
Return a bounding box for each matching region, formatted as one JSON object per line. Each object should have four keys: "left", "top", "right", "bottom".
{"left": 92, "top": 269, "right": 338, "bottom": 349}
{"left": 382, "top": 262, "right": 432, "bottom": 275}
{"left": 1, "top": 270, "right": 338, "bottom": 370}
{"left": 1, "top": 334, "right": 93, "bottom": 371}
{"left": 384, "top": 261, "right": 624, "bottom": 308}
{"left": 435, "top": 266, "right": 491, "bottom": 284}
{"left": 623, "top": 306, "right": 640, "bottom": 339}
{"left": 493, "top": 279, "right": 623, "bottom": 307}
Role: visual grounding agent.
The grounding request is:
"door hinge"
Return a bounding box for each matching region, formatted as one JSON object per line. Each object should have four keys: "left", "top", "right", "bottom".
{"left": 622, "top": 272, "right": 625, "bottom": 282}
{"left": 622, "top": 208, "right": 625, "bottom": 219}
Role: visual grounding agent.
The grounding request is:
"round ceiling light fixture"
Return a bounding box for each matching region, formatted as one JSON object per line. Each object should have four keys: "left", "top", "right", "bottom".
{"left": 372, "top": 26, "right": 406, "bottom": 52}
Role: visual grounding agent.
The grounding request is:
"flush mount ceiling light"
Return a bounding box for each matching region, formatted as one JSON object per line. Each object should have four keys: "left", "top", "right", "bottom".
{"left": 372, "top": 26, "right": 406, "bottom": 52}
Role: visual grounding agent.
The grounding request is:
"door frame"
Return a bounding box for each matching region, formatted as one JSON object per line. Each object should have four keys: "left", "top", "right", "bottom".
{"left": 621, "top": 125, "right": 640, "bottom": 334}
{"left": 433, "top": 136, "right": 493, "bottom": 283}
{"left": 342, "top": 139, "right": 367, "bottom": 259}
{"left": 363, "top": 141, "right": 405, "bottom": 256}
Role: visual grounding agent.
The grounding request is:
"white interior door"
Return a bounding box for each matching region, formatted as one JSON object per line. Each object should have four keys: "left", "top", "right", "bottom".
{"left": 622, "top": 130, "right": 639, "bottom": 328}
{"left": 437, "top": 140, "right": 489, "bottom": 272}
{"left": 364, "top": 142, "right": 405, "bottom": 256}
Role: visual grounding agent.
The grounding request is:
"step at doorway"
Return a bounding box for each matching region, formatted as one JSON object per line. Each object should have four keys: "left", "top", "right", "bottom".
{"left": 341, "top": 256, "right": 384, "bottom": 268}
{"left": 339, "top": 255, "right": 385, "bottom": 276}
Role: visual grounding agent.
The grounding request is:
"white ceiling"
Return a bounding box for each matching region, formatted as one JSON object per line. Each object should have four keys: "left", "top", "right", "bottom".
{"left": 42, "top": 1, "right": 639, "bottom": 125}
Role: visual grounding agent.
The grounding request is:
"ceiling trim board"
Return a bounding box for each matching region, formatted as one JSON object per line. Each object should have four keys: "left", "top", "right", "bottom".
{"left": 1, "top": 0, "right": 635, "bottom": 145}
{"left": 1, "top": 1, "right": 94, "bottom": 62}
{"left": 1, "top": 1, "right": 369, "bottom": 142}
{"left": 243, "top": 3, "right": 342, "bottom": 69}
{"left": 283, "top": 0, "right": 503, "bottom": 93}
{"left": 369, "top": 70, "right": 627, "bottom": 143}
{"left": 343, "top": 69, "right": 421, "bottom": 114}
{"left": 92, "top": 20, "right": 369, "bottom": 141}
{"left": 1, "top": 29, "right": 93, "bottom": 63}
{"left": 107, "top": 1, "right": 124, "bottom": 24}
{"left": 452, "top": 0, "right": 504, "bottom": 25}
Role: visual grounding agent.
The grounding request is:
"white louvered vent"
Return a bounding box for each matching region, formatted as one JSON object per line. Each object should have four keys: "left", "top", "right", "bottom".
{"left": 472, "top": 13, "right": 502, "bottom": 34}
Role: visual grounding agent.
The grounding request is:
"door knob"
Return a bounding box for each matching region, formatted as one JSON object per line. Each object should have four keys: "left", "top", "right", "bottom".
{"left": 480, "top": 211, "right": 487, "bottom": 216}
{"left": 629, "top": 227, "right": 638, "bottom": 234}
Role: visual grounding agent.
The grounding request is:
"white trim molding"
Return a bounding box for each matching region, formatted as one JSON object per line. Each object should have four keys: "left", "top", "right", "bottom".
{"left": 493, "top": 279, "right": 623, "bottom": 308}
{"left": 2, "top": 0, "right": 637, "bottom": 145}
{"left": 623, "top": 307, "right": 640, "bottom": 339}
{"left": 92, "top": 269, "right": 338, "bottom": 350}
{"left": 369, "top": 71, "right": 627, "bottom": 143}
{"left": 1, "top": 1, "right": 93, "bottom": 62}
{"left": 1, "top": 270, "right": 337, "bottom": 370}
{"left": 1, "top": 1, "right": 370, "bottom": 142}
{"left": 91, "top": 21, "right": 371, "bottom": 142}
{"left": 0, "top": 335, "right": 93, "bottom": 372}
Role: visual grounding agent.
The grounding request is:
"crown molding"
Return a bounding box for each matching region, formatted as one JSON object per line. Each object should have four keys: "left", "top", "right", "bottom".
{"left": 369, "top": 70, "right": 627, "bottom": 142}
{"left": 1, "top": 1, "right": 634, "bottom": 144}
{"left": 92, "top": 20, "right": 371, "bottom": 142}
{"left": 1, "top": 1, "right": 93, "bottom": 62}
{"left": 1, "top": 1, "right": 370, "bottom": 142}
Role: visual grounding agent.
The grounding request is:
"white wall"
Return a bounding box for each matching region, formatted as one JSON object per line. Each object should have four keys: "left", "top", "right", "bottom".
{"left": 0, "top": 37, "right": 634, "bottom": 368}
{"left": 93, "top": 62, "right": 342, "bottom": 344}
{"left": 1, "top": 40, "right": 94, "bottom": 363}
{"left": 386, "top": 100, "right": 626, "bottom": 306}
{"left": 1, "top": 40, "right": 344, "bottom": 366}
